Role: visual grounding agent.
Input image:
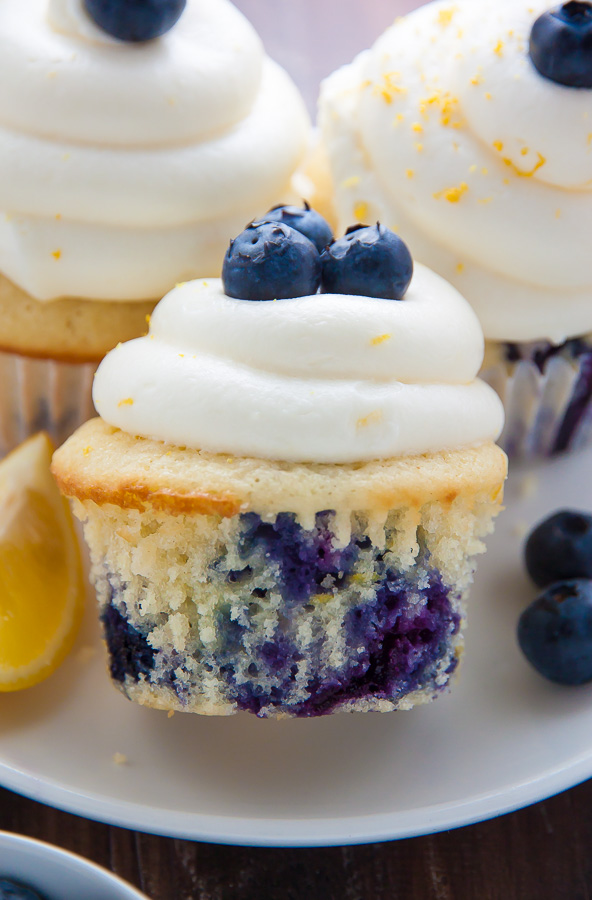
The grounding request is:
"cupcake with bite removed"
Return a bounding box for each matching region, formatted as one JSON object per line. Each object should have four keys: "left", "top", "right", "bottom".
{"left": 52, "top": 211, "right": 506, "bottom": 718}
{"left": 0, "top": 0, "right": 310, "bottom": 453}
{"left": 319, "top": 0, "right": 592, "bottom": 458}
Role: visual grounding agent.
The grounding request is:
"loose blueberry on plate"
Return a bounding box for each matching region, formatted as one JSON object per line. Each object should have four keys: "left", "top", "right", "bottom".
{"left": 524, "top": 510, "right": 592, "bottom": 588}
{"left": 518, "top": 579, "right": 592, "bottom": 685}
{"left": 222, "top": 222, "right": 321, "bottom": 301}
{"left": 260, "top": 203, "right": 334, "bottom": 253}
{"left": 530, "top": 2, "right": 592, "bottom": 87}
{"left": 0, "top": 880, "right": 45, "bottom": 900}
{"left": 320, "top": 224, "right": 413, "bottom": 300}
{"left": 84, "top": 0, "right": 187, "bottom": 42}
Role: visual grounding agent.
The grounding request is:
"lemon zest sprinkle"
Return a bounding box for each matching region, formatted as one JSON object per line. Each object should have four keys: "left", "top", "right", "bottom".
{"left": 118, "top": 398, "right": 134, "bottom": 407}
{"left": 51, "top": 249, "right": 61, "bottom": 260}
{"left": 503, "top": 152, "right": 546, "bottom": 177}
{"left": 371, "top": 334, "right": 392, "bottom": 346}
{"left": 342, "top": 175, "right": 360, "bottom": 189}
{"left": 357, "top": 411, "right": 383, "bottom": 429}
{"left": 436, "top": 7, "right": 457, "bottom": 27}
{"left": 434, "top": 182, "right": 469, "bottom": 203}
{"left": 354, "top": 202, "right": 368, "bottom": 221}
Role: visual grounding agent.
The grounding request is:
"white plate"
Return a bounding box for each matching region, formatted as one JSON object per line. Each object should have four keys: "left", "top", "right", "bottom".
{"left": 0, "top": 830, "right": 148, "bottom": 898}
{"left": 0, "top": 449, "right": 591, "bottom": 848}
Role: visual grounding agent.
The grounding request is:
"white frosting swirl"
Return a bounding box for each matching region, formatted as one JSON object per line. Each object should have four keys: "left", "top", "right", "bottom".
{"left": 319, "top": 0, "right": 592, "bottom": 343}
{"left": 0, "top": 0, "right": 310, "bottom": 301}
{"left": 92, "top": 270, "right": 504, "bottom": 463}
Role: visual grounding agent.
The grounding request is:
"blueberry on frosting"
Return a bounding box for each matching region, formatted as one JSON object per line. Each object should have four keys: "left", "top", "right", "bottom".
{"left": 222, "top": 222, "right": 321, "bottom": 301}
{"left": 83, "top": 0, "right": 187, "bottom": 42}
{"left": 320, "top": 224, "right": 413, "bottom": 300}
{"left": 260, "top": 202, "right": 334, "bottom": 253}
{"left": 530, "top": 2, "right": 592, "bottom": 87}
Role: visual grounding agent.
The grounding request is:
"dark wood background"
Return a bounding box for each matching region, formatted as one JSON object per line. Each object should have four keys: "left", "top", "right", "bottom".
{"left": 1, "top": 779, "right": 591, "bottom": 899}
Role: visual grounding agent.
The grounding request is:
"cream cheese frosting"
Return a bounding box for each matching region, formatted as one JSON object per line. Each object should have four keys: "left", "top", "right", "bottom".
{"left": 319, "top": 0, "right": 592, "bottom": 344}
{"left": 0, "top": 0, "right": 310, "bottom": 301}
{"left": 92, "top": 269, "right": 504, "bottom": 463}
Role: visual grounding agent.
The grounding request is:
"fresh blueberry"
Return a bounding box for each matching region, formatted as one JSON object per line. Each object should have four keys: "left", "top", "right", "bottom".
{"left": 518, "top": 579, "right": 592, "bottom": 685}
{"left": 259, "top": 203, "right": 334, "bottom": 253}
{"left": 525, "top": 510, "right": 592, "bottom": 588}
{"left": 83, "top": 0, "right": 186, "bottom": 42}
{"left": 0, "top": 880, "right": 46, "bottom": 900}
{"left": 530, "top": 2, "right": 592, "bottom": 88}
{"left": 222, "top": 222, "right": 321, "bottom": 301}
{"left": 320, "top": 224, "right": 413, "bottom": 300}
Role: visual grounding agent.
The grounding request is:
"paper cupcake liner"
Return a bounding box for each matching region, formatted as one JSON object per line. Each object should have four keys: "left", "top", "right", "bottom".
{"left": 0, "top": 350, "right": 96, "bottom": 456}
{"left": 481, "top": 341, "right": 592, "bottom": 459}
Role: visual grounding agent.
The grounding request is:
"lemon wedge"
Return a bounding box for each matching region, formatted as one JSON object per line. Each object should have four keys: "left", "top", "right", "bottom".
{"left": 0, "top": 433, "right": 84, "bottom": 691}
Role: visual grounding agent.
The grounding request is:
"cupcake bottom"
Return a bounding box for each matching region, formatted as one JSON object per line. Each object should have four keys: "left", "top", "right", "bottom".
{"left": 53, "top": 420, "right": 506, "bottom": 718}
{"left": 0, "top": 273, "right": 157, "bottom": 455}
{"left": 0, "top": 273, "right": 157, "bottom": 362}
{"left": 481, "top": 337, "right": 592, "bottom": 459}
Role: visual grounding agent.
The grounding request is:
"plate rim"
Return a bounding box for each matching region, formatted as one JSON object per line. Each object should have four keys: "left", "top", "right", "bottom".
{"left": 0, "top": 749, "right": 591, "bottom": 847}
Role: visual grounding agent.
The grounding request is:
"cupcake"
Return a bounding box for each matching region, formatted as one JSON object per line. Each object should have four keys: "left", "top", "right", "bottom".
{"left": 52, "top": 217, "right": 506, "bottom": 718}
{"left": 0, "top": 0, "right": 310, "bottom": 453}
{"left": 319, "top": 0, "right": 592, "bottom": 458}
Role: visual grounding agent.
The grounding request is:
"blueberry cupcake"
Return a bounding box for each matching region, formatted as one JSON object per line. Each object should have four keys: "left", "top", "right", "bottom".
{"left": 0, "top": 0, "right": 310, "bottom": 453}
{"left": 319, "top": 0, "right": 592, "bottom": 458}
{"left": 52, "top": 216, "right": 506, "bottom": 718}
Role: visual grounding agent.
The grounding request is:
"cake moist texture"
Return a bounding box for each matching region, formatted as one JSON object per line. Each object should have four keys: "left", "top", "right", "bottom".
{"left": 68, "top": 461, "right": 500, "bottom": 718}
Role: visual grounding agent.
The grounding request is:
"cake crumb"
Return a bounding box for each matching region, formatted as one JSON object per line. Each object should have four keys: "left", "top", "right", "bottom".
{"left": 167, "top": 710, "right": 175, "bottom": 718}
{"left": 112, "top": 753, "right": 128, "bottom": 766}
{"left": 76, "top": 645, "right": 97, "bottom": 664}
{"left": 519, "top": 474, "right": 539, "bottom": 500}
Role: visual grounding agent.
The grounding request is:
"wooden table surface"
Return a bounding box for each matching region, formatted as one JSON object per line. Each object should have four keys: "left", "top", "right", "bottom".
{"left": 1, "top": 778, "right": 591, "bottom": 899}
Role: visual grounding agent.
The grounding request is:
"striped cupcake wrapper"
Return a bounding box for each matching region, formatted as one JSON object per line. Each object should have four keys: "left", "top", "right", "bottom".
{"left": 481, "top": 348, "right": 592, "bottom": 459}
{"left": 0, "top": 350, "right": 96, "bottom": 456}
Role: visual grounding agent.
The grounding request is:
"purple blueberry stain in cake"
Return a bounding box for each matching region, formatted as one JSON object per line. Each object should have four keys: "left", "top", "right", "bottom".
{"left": 238, "top": 512, "right": 359, "bottom": 604}
{"left": 218, "top": 565, "right": 459, "bottom": 718}
{"left": 98, "top": 512, "right": 461, "bottom": 716}
{"left": 206, "top": 513, "right": 461, "bottom": 717}
{"left": 101, "top": 604, "right": 155, "bottom": 684}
